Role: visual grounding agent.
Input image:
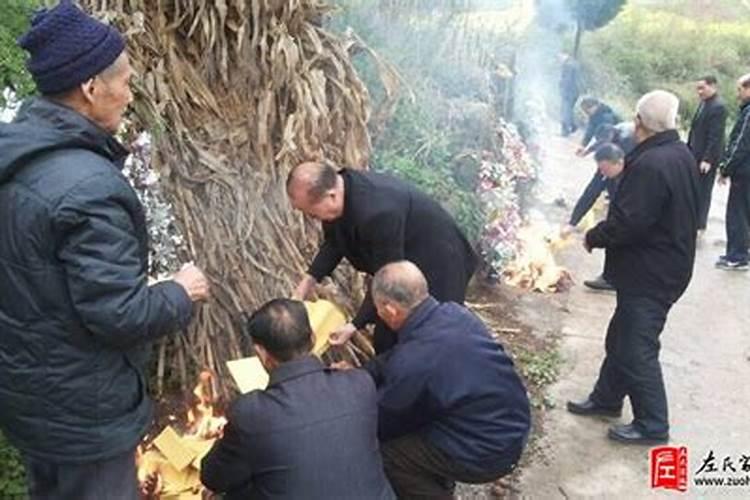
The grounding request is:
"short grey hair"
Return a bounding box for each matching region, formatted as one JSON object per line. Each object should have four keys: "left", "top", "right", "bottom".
{"left": 372, "top": 261, "right": 429, "bottom": 310}
{"left": 636, "top": 90, "right": 679, "bottom": 133}
{"left": 738, "top": 73, "right": 750, "bottom": 88}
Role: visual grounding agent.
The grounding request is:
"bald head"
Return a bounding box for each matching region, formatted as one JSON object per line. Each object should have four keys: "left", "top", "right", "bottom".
{"left": 372, "top": 261, "right": 430, "bottom": 311}
{"left": 287, "top": 161, "right": 338, "bottom": 203}
{"left": 635, "top": 90, "right": 679, "bottom": 134}
{"left": 286, "top": 160, "right": 345, "bottom": 221}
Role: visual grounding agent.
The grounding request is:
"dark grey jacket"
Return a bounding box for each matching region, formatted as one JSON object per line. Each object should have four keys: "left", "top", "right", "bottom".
{"left": 721, "top": 101, "right": 750, "bottom": 179}
{"left": 201, "top": 356, "right": 395, "bottom": 500}
{"left": 0, "top": 98, "right": 193, "bottom": 463}
{"left": 687, "top": 94, "right": 727, "bottom": 168}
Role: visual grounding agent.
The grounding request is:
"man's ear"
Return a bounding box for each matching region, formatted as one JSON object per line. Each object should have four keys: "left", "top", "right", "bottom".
{"left": 254, "top": 343, "right": 271, "bottom": 371}
{"left": 80, "top": 78, "right": 97, "bottom": 105}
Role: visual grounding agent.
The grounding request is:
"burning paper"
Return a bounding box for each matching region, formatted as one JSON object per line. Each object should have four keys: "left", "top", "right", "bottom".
{"left": 138, "top": 371, "right": 227, "bottom": 499}
{"left": 503, "top": 220, "right": 573, "bottom": 293}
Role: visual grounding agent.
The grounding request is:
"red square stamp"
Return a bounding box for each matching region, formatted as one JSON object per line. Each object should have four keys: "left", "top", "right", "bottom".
{"left": 651, "top": 446, "right": 688, "bottom": 492}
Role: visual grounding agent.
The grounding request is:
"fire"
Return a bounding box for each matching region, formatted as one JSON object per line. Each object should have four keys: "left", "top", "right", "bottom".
{"left": 503, "top": 222, "right": 573, "bottom": 293}
{"left": 187, "top": 371, "right": 227, "bottom": 440}
{"left": 137, "top": 370, "right": 227, "bottom": 499}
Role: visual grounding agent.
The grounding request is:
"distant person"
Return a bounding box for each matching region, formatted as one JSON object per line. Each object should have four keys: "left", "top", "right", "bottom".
{"left": 717, "top": 73, "right": 750, "bottom": 271}
{"left": 286, "top": 161, "right": 477, "bottom": 354}
{"left": 568, "top": 91, "right": 699, "bottom": 445}
{"left": 559, "top": 52, "right": 582, "bottom": 136}
{"left": 563, "top": 143, "right": 627, "bottom": 291}
{"left": 362, "top": 261, "right": 530, "bottom": 498}
{"left": 0, "top": 2, "right": 209, "bottom": 498}
{"left": 201, "top": 299, "right": 395, "bottom": 500}
{"left": 687, "top": 75, "right": 728, "bottom": 234}
{"left": 576, "top": 97, "right": 621, "bottom": 156}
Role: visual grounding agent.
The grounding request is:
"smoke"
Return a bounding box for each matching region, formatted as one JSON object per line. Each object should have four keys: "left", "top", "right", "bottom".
{"left": 513, "top": 0, "right": 573, "bottom": 150}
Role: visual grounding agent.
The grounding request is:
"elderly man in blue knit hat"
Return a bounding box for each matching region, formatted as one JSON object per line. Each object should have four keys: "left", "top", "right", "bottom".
{"left": 0, "top": 2, "right": 210, "bottom": 498}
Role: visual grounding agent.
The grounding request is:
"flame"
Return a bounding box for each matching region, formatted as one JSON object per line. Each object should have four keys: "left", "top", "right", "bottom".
{"left": 187, "top": 371, "right": 228, "bottom": 440}
{"left": 503, "top": 222, "right": 573, "bottom": 293}
{"left": 137, "top": 370, "right": 227, "bottom": 499}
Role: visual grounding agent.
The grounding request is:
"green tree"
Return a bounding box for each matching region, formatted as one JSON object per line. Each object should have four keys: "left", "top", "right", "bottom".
{"left": 567, "top": 0, "right": 626, "bottom": 57}
{"left": 0, "top": 0, "right": 39, "bottom": 107}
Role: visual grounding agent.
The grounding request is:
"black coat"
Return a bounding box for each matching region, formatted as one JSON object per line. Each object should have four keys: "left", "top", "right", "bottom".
{"left": 586, "top": 130, "right": 700, "bottom": 304}
{"left": 308, "top": 169, "right": 477, "bottom": 329}
{"left": 687, "top": 94, "right": 728, "bottom": 168}
{"left": 365, "top": 298, "right": 530, "bottom": 475}
{"left": 0, "top": 98, "right": 193, "bottom": 463}
{"left": 582, "top": 103, "right": 621, "bottom": 148}
{"left": 200, "top": 356, "right": 395, "bottom": 500}
{"left": 721, "top": 101, "right": 750, "bottom": 179}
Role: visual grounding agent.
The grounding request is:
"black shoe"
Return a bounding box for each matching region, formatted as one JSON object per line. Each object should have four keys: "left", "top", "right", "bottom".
{"left": 607, "top": 423, "right": 669, "bottom": 445}
{"left": 716, "top": 259, "right": 749, "bottom": 271}
{"left": 566, "top": 398, "right": 622, "bottom": 418}
{"left": 583, "top": 275, "right": 615, "bottom": 291}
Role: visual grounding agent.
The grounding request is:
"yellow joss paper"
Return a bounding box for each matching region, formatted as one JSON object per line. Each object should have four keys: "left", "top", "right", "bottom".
{"left": 304, "top": 299, "right": 348, "bottom": 355}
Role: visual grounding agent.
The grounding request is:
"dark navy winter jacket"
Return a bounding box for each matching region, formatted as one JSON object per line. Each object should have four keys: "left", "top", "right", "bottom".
{"left": 365, "top": 298, "right": 530, "bottom": 475}
{"left": 0, "top": 98, "right": 193, "bottom": 462}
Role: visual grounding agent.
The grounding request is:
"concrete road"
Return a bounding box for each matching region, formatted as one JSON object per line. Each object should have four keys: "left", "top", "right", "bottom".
{"left": 516, "top": 133, "right": 750, "bottom": 499}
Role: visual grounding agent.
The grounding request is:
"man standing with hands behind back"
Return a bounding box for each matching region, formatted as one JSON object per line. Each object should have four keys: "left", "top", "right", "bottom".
{"left": 687, "top": 75, "right": 727, "bottom": 234}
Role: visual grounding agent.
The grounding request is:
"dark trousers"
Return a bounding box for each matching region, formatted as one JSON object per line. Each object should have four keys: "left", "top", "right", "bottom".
{"left": 725, "top": 177, "right": 750, "bottom": 262}
{"left": 381, "top": 434, "right": 517, "bottom": 500}
{"left": 560, "top": 95, "right": 578, "bottom": 136}
{"left": 697, "top": 166, "right": 718, "bottom": 230}
{"left": 25, "top": 449, "right": 138, "bottom": 500}
{"left": 373, "top": 262, "right": 474, "bottom": 354}
{"left": 590, "top": 293, "right": 672, "bottom": 436}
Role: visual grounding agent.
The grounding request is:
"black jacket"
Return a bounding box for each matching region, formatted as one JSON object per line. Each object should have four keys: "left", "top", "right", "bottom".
{"left": 586, "top": 130, "right": 700, "bottom": 303}
{"left": 721, "top": 101, "right": 750, "bottom": 179}
{"left": 582, "top": 103, "right": 621, "bottom": 148}
{"left": 0, "top": 98, "right": 193, "bottom": 463}
{"left": 687, "top": 94, "right": 727, "bottom": 168}
{"left": 365, "top": 298, "right": 530, "bottom": 476}
{"left": 201, "top": 356, "right": 394, "bottom": 500}
{"left": 308, "top": 169, "right": 477, "bottom": 329}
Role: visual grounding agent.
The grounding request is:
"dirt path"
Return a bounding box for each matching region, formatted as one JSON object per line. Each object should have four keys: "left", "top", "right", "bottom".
{"left": 516, "top": 133, "right": 750, "bottom": 498}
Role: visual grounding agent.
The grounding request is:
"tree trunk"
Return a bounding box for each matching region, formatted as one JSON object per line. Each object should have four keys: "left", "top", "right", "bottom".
{"left": 82, "top": 0, "right": 374, "bottom": 394}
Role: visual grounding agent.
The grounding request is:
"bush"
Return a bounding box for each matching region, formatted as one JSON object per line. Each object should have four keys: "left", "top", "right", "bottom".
{"left": 581, "top": 5, "right": 750, "bottom": 125}
{"left": 0, "top": 432, "right": 26, "bottom": 499}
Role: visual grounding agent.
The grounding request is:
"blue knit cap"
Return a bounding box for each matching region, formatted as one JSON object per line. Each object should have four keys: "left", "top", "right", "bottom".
{"left": 17, "top": 0, "right": 125, "bottom": 95}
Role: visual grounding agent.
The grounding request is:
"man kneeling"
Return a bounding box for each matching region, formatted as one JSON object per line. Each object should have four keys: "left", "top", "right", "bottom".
{"left": 365, "top": 261, "right": 531, "bottom": 499}
{"left": 201, "top": 299, "right": 394, "bottom": 499}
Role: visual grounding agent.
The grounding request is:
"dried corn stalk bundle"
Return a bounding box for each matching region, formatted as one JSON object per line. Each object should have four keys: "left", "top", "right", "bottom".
{"left": 82, "top": 0, "right": 375, "bottom": 393}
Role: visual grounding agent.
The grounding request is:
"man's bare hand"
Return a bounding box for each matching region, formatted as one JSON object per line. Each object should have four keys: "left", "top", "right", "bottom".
{"left": 699, "top": 161, "right": 712, "bottom": 174}
{"left": 173, "top": 263, "right": 210, "bottom": 302}
{"left": 329, "top": 323, "right": 357, "bottom": 346}
{"left": 292, "top": 275, "right": 317, "bottom": 301}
